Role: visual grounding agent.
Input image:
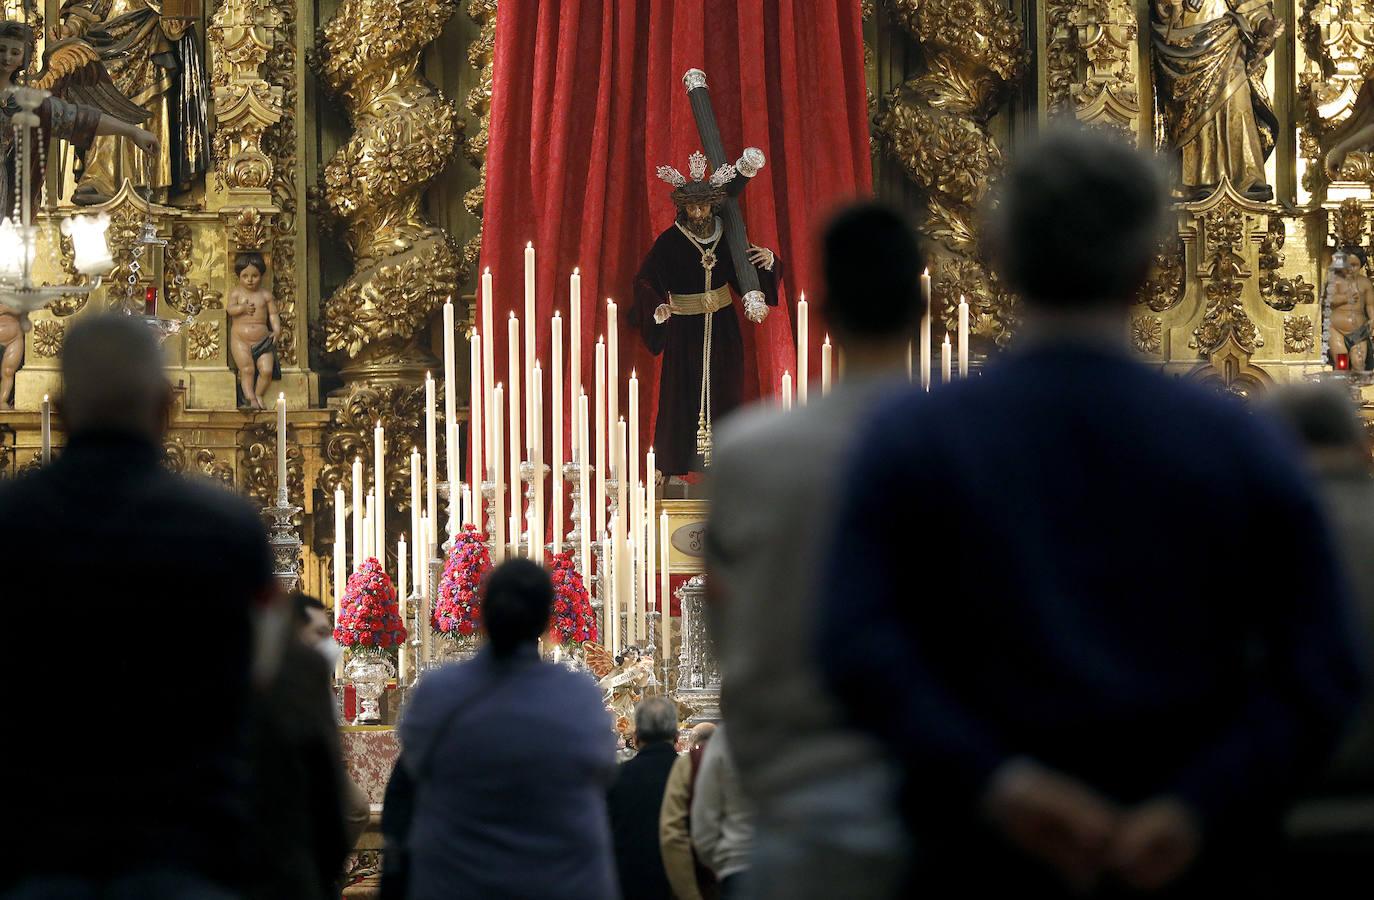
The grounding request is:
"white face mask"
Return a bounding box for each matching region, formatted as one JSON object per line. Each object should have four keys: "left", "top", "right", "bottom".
{"left": 250, "top": 603, "right": 290, "bottom": 688}
{"left": 315, "top": 636, "right": 344, "bottom": 668}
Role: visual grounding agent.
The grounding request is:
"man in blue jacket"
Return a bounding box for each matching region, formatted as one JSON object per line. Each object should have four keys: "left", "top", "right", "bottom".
{"left": 820, "top": 127, "right": 1365, "bottom": 898}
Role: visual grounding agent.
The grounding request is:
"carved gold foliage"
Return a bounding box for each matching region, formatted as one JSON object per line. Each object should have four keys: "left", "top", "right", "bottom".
{"left": 315, "top": 0, "right": 465, "bottom": 361}
{"left": 931, "top": 255, "right": 1018, "bottom": 348}
{"left": 266, "top": 0, "right": 301, "bottom": 367}
{"left": 240, "top": 421, "right": 305, "bottom": 509}
{"left": 196, "top": 449, "right": 237, "bottom": 490}
{"left": 1131, "top": 315, "right": 1162, "bottom": 354}
{"left": 889, "top": 0, "right": 1026, "bottom": 84}
{"left": 319, "top": 383, "right": 439, "bottom": 522}
{"left": 1299, "top": 1, "right": 1374, "bottom": 192}
{"left": 1259, "top": 217, "right": 1315, "bottom": 311}
{"left": 209, "top": 0, "right": 285, "bottom": 191}
{"left": 187, "top": 321, "right": 221, "bottom": 360}
{"left": 164, "top": 224, "right": 225, "bottom": 318}
{"left": 230, "top": 208, "right": 271, "bottom": 250}
{"left": 1139, "top": 238, "right": 1185, "bottom": 313}
{"left": 1334, "top": 197, "right": 1368, "bottom": 248}
{"left": 1284, "top": 315, "right": 1315, "bottom": 353}
{"left": 31, "top": 319, "right": 64, "bottom": 357}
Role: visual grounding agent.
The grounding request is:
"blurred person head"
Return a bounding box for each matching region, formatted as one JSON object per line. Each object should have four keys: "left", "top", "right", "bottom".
{"left": 59, "top": 314, "right": 172, "bottom": 442}
{"left": 482, "top": 558, "right": 553, "bottom": 658}
{"left": 634, "top": 696, "right": 679, "bottom": 747}
{"left": 821, "top": 203, "right": 925, "bottom": 363}
{"left": 688, "top": 721, "right": 716, "bottom": 750}
{"left": 1261, "top": 382, "right": 1371, "bottom": 473}
{"left": 292, "top": 592, "right": 333, "bottom": 643}
{"left": 984, "top": 125, "right": 1168, "bottom": 315}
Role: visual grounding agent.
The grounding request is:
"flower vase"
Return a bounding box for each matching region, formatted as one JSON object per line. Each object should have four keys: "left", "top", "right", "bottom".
{"left": 430, "top": 632, "right": 481, "bottom": 668}
{"left": 345, "top": 650, "right": 395, "bottom": 724}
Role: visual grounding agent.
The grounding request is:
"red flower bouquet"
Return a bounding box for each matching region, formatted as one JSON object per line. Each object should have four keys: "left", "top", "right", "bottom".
{"left": 433, "top": 525, "right": 492, "bottom": 637}
{"left": 548, "top": 550, "right": 598, "bottom": 645}
{"left": 333, "top": 557, "right": 407, "bottom": 651}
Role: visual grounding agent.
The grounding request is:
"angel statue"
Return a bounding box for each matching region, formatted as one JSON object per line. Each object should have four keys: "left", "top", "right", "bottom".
{"left": 0, "top": 17, "right": 157, "bottom": 410}
{"left": 583, "top": 642, "right": 658, "bottom": 740}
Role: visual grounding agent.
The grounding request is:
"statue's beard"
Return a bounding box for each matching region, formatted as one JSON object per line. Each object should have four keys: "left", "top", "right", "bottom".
{"left": 678, "top": 210, "right": 716, "bottom": 239}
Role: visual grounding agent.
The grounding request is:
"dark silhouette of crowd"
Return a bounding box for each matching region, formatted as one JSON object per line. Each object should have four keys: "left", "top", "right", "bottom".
{"left": 3, "top": 125, "right": 1369, "bottom": 900}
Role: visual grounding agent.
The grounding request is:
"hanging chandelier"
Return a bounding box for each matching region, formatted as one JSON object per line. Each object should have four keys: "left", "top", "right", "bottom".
{"left": 0, "top": 85, "right": 115, "bottom": 314}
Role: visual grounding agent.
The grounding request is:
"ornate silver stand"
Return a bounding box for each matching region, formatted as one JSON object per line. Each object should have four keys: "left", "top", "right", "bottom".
{"left": 264, "top": 492, "right": 302, "bottom": 593}
{"left": 562, "top": 459, "right": 586, "bottom": 563}
{"left": 517, "top": 460, "right": 550, "bottom": 556}
{"left": 672, "top": 574, "right": 720, "bottom": 724}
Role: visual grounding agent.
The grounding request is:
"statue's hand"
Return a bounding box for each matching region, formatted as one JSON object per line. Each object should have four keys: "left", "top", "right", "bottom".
{"left": 653, "top": 303, "right": 672, "bottom": 325}
{"left": 747, "top": 245, "right": 775, "bottom": 272}
{"left": 743, "top": 291, "right": 769, "bottom": 324}
{"left": 131, "top": 128, "right": 159, "bottom": 156}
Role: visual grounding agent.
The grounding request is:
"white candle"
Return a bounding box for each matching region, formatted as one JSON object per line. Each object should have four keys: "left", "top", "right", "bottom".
{"left": 525, "top": 244, "right": 537, "bottom": 447}
{"left": 40, "top": 393, "right": 51, "bottom": 464}
{"left": 507, "top": 313, "right": 522, "bottom": 539}
{"left": 603, "top": 526, "right": 616, "bottom": 652}
{"left": 531, "top": 361, "right": 545, "bottom": 564}
{"left": 468, "top": 334, "right": 483, "bottom": 535}
{"left": 920, "top": 269, "right": 932, "bottom": 392}
{"left": 364, "top": 495, "right": 375, "bottom": 560}
{"left": 628, "top": 370, "right": 640, "bottom": 510}
{"left": 579, "top": 392, "right": 592, "bottom": 578}
{"left": 958, "top": 295, "right": 970, "bottom": 378}
{"left": 616, "top": 418, "right": 628, "bottom": 529}
{"left": 425, "top": 372, "right": 439, "bottom": 552}
{"left": 659, "top": 510, "right": 670, "bottom": 673}
{"left": 276, "top": 392, "right": 287, "bottom": 502}
{"left": 373, "top": 421, "right": 386, "bottom": 571}
{"left": 633, "top": 482, "right": 645, "bottom": 640}
{"left": 333, "top": 488, "right": 346, "bottom": 605}
{"left": 397, "top": 534, "right": 409, "bottom": 684}
{"left": 492, "top": 383, "right": 506, "bottom": 563}
{"left": 410, "top": 447, "right": 422, "bottom": 584}
{"left": 607, "top": 299, "right": 619, "bottom": 454}
{"left": 482, "top": 268, "right": 495, "bottom": 461}
{"left": 352, "top": 456, "right": 364, "bottom": 573}
{"left": 626, "top": 533, "right": 638, "bottom": 644}
{"left": 797, "top": 293, "right": 808, "bottom": 406}
{"left": 645, "top": 447, "right": 656, "bottom": 623}
{"left": 447, "top": 423, "right": 460, "bottom": 542}
{"left": 821, "top": 336, "right": 833, "bottom": 396}
{"left": 594, "top": 337, "right": 607, "bottom": 541}
{"left": 420, "top": 513, "right": 431, "bottom": 599}
{"left": 398, "top": 534, "right": 408, "bottom": 602}
{"left": 781, "top": 371, "right": 793, "bottom": 410}
{"left": 942, "top": 333, "right": 952, "bottom": 384}
{"left": 332, "top": 536, "right": 345, "bottom": 614}
{"left": 418, "top": 515, "right": 431, "bottom": 664}
{"left": 442, "top": 298, "right": 458, "bottom": 501}
{"left": 552, "top": 311, "right": 563, "bottom": 554}
{"left": 570, "top": 268, "right": 582, "bottom": 423}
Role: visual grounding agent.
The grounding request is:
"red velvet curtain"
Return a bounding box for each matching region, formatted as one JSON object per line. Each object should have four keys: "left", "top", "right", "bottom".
{"left": 477, "top": 0, "right": 871, "bottom": 500}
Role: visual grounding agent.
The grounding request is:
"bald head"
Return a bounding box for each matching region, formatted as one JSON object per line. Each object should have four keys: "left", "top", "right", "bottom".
{"left": 688, "top": 721, "right": 716, "bottom": 749}
{"left": 60, "top": 315, "right": 170, "bottom": 440}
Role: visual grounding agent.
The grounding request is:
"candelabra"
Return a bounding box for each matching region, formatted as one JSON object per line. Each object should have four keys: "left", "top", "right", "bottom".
{"left": 562, "top": 459, "right": 586, "bottom": 560}
{"left": 264, "top": 490, "right": 303, "bottom": 593}
{"left": 518, "top": 460, "right": 550, "bottom": 556}
{"left": 672, "top": 574, "right": 720, "bottom": 724}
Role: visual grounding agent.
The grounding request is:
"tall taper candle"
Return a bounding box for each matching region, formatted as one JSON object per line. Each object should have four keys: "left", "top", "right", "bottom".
{"left": 628, "top": 371, "right": 640, "bottom": 509}
{"left": 579, "top": 392, "right": 592, "bottom": 577}
{"left": 333, "top": 487, "right": 346, "bottom": 604}
{"left": 40, "top": 393, "right": 51, "bottom": 464}
{"left": 958, "top": 295, "right": 970, "bottom": 378}
{"left": 646, "top": 447, "right": 656, "bottom": 621}
{"left": 616, "top": 418, "right": 628, "bottom": 527}
{"left": 659, "top": 511, "right": 670, "bottom": 678}
{"left": 942, "top": 334, "right": 952, "bottom": 384}
{"left": 425, "top": 372, "right": 439, "bottom": 550}
{"left": 492, "top": 383, "right": 506, "bottom": 563}
{"left": 398, "top": 534, "right": 408, "bottom": 607}
{"left": 633, "top": 482, "right": 645, "bottom": 641}
{"left": 594, "top": 338, "right": 607, "bottom": 540}
{"left": 373, "top": 421, "right": 386, "bottom": 572}
{"left": 507, "top": 313, "right": 522, "bottom": 535}
{"left": 604, "top": 526, "right": 617, "bottom": 652}
{"left": 797, "top": 293, "right": 809, "bottom": 406}
{"left": 398, "top": 535, "right": 409, "bottom": 683}
{"left": 607, "top": 299, "right": 619, "bottom": 454}
{"left": 276, "top": 392, "right": 287, "bottom": 502}
{"left": 552, "top": 311, "right": 563, "bottom": 554}
{"left": 410, "top": 448, "right": 422, "bottom": 582}
{"left": 447, "top": 423, "right": 460, "bottom": 541}
{"left": 364, "top": 495, "right": 375, "bottom": 560}
{"left": 482, "top": 268, "right": 495, "bottom": 460}
{"left": 524, "top": 243, "right": 537, "bottom": 454}
{"left": 442, "top": 298, "right": 458, "bottom": 498}
{"left": 920, "top": 269, "right": 932, "bottom": 392}
{"left": 781, "top": 371, "right": 792, "bottom": 410}
{"left": 570, "top": 268, "right": 582, "bottom": 422}
{"left": 468, "top": 333, "right": 483, "bottom": 534}
{"left": 352, "top": 457, "right": 364, "bottom": 572}
{"left": 821, "top": 336, "right": 833, "bottom": 396}
{"left": 531, "top": 362, "right": 545, "bottom": 564}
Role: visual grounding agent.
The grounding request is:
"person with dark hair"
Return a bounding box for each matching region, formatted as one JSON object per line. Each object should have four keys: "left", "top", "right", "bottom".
{"left": 820, "top": 126, "right": 1364, "bottom": 897}
{"left": 704, "top": 202, "right": 921, "bottom": 899}
{"left": 1, "top": 315, "right": 275, "bottom": 897}
{"left": 1262, "top": 383, "right": 1374, "bottom": 892}
{"left": 398, "top": 559, "right": 618, "bottom": 900}
{"left": 606, "top": 697, "right": 681, "bottom": 900}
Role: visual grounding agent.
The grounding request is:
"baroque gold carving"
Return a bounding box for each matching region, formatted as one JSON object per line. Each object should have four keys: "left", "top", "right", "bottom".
{"left": 1284, "top": 314, "right": 1315, "bottom": 353}
{"left": 461, "top": 0, "right": 498, "bottom": 279}
{"left": 1300, "top": 1, "right": 1374, "bottom": 192}
{"left": 209, "top": 0, "right": 286, "bottom": 193}
{"left": 1259, "top": 217, "right": 1315, "bottom": 311}
{"left": 1047, "top": 0, "right": 1140, "bottom": 133}
{"left": 265, "top": 0, "right": 301, "bottom": 366}
{"left": 314, "top": 0, "right": 465, "bottom": 362}
{"left": 319, "top": 383, "right": 438, "bottom": 525}
{"left": 240, "top": 421, "right": 305, "bottom": 509}
{"left": 31, "top": 320, "right": 64, "bottom": 358}
{"left": 1131, "top": 315, "right": 1162, "bottom": 354}
{"left": 1139, "top": 238, "right": 1185, "bottom": 313}
{"left": 195, "top": 448, "right": 237, "bottom": 489}
{"left": 187, "top": 321, "right": 221, "bottom": 360}
{"left": 878, "top": 0, "right": 1026, "bottom": 345}
{"left": 164, "top": 224, "right": 225, "bottom": 319}
{"left": 229, "top": 207, "right": 270, "bottom": 250}
{"left": 1191, "top": 207, "right": 1264, "bottom": 355}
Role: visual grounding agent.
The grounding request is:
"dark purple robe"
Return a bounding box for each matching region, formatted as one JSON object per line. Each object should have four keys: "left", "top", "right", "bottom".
{"left": 630, "top": 221, "right": 782, "bottom": 475}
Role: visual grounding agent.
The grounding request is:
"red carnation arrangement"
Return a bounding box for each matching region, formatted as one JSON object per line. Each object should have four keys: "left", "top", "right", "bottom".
{"left": 333, "top": 557, "right": 407, "bottom": 651}
{"left": 548, "top": 550, "right": 598, "bottom": 645}
{"left": 433, "top": 525, "right": 492, "bottom": 637}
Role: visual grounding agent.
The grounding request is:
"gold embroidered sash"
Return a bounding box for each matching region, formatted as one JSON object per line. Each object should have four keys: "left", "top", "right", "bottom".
{"left": 668, "top": 285, "right": 732, "bottom": 316}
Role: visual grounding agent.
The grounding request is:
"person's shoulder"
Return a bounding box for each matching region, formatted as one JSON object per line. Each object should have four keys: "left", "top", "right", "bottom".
{"left": 152, "top": 473, "right": 266, "bottom": 533}
{"left": 0, "top": 467, "right": 47, "bottom": 518}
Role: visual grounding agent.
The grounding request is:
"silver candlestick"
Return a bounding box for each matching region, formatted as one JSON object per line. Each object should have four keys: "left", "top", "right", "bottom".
{"left": 264, "top": 491, "right": 302, "bottom": 594}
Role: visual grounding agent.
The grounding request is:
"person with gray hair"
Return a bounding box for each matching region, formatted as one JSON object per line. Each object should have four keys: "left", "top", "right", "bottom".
{"left": 1, "top": 314, "right": 276, "bottom": 897}
{"left": 1262, "top": 382, "right": 1374, "bottom": 892}
{"left": 606, "top": 696, "right": 682, "bottom": 900}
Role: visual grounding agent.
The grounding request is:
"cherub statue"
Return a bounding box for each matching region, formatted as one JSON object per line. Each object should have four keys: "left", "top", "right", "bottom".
{"left": 583, "top": 642, "right": 658, "bottom": 738}
{"left": 1326, "top": 247, "right": 1374, "bottom": 371}
{"left": 226, "top": 251, "right": 281, "bottom": 410}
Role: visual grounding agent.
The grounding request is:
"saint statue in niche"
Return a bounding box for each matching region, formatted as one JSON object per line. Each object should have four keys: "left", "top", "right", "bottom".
{"left": 1151, "top": 0, "right": 1280, "bottom": 201}
{"left": 226, "top": 251, "right": 281, "bottom": 409}
{"left": 1326, "top": 247, "right": 1374, "bottom": 372}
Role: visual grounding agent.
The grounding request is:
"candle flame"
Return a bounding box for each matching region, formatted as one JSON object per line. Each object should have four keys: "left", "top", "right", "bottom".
{"left": 484, "top": 266, "right": 491, "bottom": 275}
{"left": 799, "top": 291, "right": 805, "bottom": 302}
{"left": 279, "top": 391, "right": 285, "bottom": 400}
{"left": 42, "top": 393, "right": 48, "bottom": 402}
{"left": 631, "top": 368, "right": 637, "bottom": 379}
{"left": 509, "top": 311, "right": 515, "bottom": 319}
{"left": 527, "top": 241, "right": 533, "bottom": 249}
{"left": 923, "top": 268, "right": 929, "bottom": 276}
{"left": 573, "top": 266, "right": 580, "bottom": 275}
{"left": 554, "top": 309, "right": 560, "bottom": 318}
{"left": 824, "top": 334, "right": 831, "bottom": 345}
